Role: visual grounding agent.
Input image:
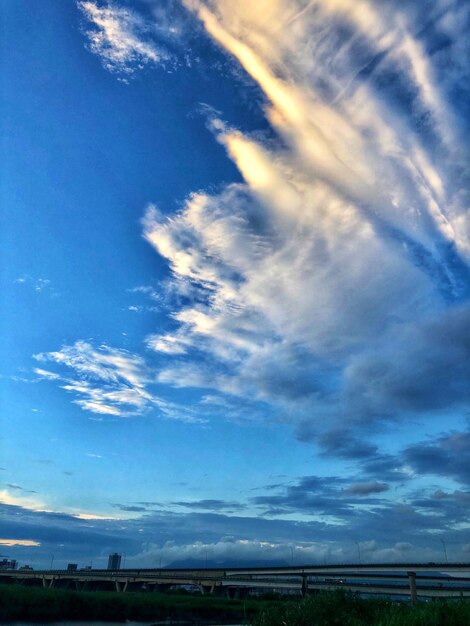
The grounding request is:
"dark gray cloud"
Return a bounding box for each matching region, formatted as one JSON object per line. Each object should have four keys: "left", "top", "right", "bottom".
{"left": 2, "top": 495, "right": 470, "bottom": 570}
{"left": 5, "top": 483, "right": 37, "bottom": 494}
{"left": 344, "top": 482, "right": 389, "bottom": 496}
{"left": 250, "top": 475, "right": 389, "bottom": 517}
{"left": 343, "top": 305, "right": 470, "bottom": 423}
{"left": 111, "top": 504, "right": 149, "bottom": 513}
{"left": 172, "top": 499, "right": 245, "bottom": 511}
{"left": 403, "top": 430, "right": 470, "bottom": 485}
{"left": 313, "top": 426, "right": 470, "bottom": 493}
{"left": 300, "top": 427, "right": 410, "bottom": 484}
{"left": 0, "top": 504, "right": 140, "bottom": 559}
{"left": 312, "top": 429, "right": 379, "bottom": 460}
{"left": 359, "top": 453, "right": 410, "bottom": 484}
{"left": 410, "top": 489, "right": 470, "bottom": 525}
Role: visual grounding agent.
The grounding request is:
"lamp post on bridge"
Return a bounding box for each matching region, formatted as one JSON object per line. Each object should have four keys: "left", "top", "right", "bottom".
{"left": 440, "top": 538, "right": 448, "bottom": 563}
{"left": 354, "top": 541, "right": 362, "bottom": 564}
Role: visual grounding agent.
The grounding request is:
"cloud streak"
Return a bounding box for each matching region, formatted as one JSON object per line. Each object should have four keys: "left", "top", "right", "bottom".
{"left": 34, "top": 341, "right": 153, "bottom": 416}
{"left": 78, "top": 1, "right": 174, "bottom": 76}
{"left": 139, "top": 0, "right": 470, "bottom": 443}
{"left": 34, "top": 341, "right": 204, "bottom": 422}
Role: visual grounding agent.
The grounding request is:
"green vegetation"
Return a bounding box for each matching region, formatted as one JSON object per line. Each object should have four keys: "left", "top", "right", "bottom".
{"left": 0, "top": 584, "right": 264, "bottom": 623}
{"left": 253, "top": 590, "right": 470, "bottom": 626}
{"left": 1, "top": 585, "right": 470, "bottom": 624}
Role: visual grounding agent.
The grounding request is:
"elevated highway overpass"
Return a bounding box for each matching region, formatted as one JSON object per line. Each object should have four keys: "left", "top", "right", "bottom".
{"left": 2, "top": 563, "right": 470, "bottom": 603}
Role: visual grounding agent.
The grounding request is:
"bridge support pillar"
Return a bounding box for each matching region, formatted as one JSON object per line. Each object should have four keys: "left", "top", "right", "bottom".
{"left": 301, "top": 575, "right": 308, "bottom": 597}
{"left": 42, "top": 577, "right": 55, "bottom": 589}
{"left": 225, "top": 586, "right": 247, "bottom": 599}
{"left": 115, "top": 580, "right": 128, "bottom": 593}
{"left": 408, "top": 572, "right": 417, "bottom": 605}
{"left": 212, "top": 585, "right": 225, "bottom": 597}
{"left": 233, "top": 587, "right": 248, "bottom": 599}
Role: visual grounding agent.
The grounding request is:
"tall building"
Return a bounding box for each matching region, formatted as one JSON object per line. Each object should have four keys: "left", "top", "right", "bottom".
{"left": 0, "top": 559, "right": 17, "bottom": 570}
{"left": 107, "top": 553, "right": 122, "bottom": 570}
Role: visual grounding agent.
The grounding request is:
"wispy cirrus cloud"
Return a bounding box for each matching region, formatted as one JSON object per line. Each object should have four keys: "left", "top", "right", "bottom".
{"left": 34, "top": 341, "right": 152, "bottom": 416}
{"left": 33, "top": 341, "right": 204, "bottom": 423}
{"left": 139, "top": 0, "right": 470, "bottom": 445}
{"left": 77, "top": 1, "right": 175, "bottom": 76}
{"left": 33, "top": 368, "right": 60, "bottom": 381}
{"left": 58, "top": 0, "right": 470, "bottom": 459}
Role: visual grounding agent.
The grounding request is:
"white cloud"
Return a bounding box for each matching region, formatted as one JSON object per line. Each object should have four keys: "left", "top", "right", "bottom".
{"left": 0, "top": 489, "right": 46, "bottom": 512}
{"left": 129, "top": 285, "right": 160, "bottom": 301}
{"left": 0, "top": 539, "right": 41, "bottom": 547}
{"left": 140, "top": 0, "right": 470, "bottom": 433}
{"left": 189, "top": 0, "right": 469, "bottom": 252}
{"left": 71, "top": 512, "right": 116, "bottom": 520}
{"left": 78, "top": 1, "right": 173, "bottom": 76}
{"left": 34, "top": 341, "right": 206, "bottom": 423}
{"left": 35, "top": 340, "right": 149, "bottom": 388}
{"left": 67, "top": 0, "right": 470, "bottom": 438}
{"left": 14, "top": 276, "right": 54, "bottom": 293}
{"left": 33, "top": 368, "right": 60, "bottom": 380}
{"left": 146, "top": 333, "right": 191, "bottom": 355}
{"left": 129, "top": 535, "right": 444, "bottom": 568}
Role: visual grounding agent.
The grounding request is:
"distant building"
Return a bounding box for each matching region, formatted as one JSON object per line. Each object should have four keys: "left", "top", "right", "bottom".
{"left": 107, "top": 553, "right": 122, "bottom": 570}
{"left": 0, "top": 559, "right": 17, "bottom": 570}
{"left": 67, "top": 563, "right": 78, "bottom": 571}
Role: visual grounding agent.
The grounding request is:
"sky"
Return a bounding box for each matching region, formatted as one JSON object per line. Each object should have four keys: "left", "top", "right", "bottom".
{"left": 1, "top": 0, "right": 469, "bottom": 569}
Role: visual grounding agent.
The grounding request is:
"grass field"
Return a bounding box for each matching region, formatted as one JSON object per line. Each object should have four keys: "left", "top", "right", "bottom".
{"left": 0, "top": 584, "right": 262, "bottom": 623}
{"left": 252, "top": 590, "right": 470, "bottom": 626}
{"left": 1, "top": 584, "right": 470, "bottom": 624}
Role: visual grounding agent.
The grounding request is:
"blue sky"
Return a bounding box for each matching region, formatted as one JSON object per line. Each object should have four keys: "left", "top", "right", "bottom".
{"left": 1, "top": 0, "right": 470, "bottom": 568}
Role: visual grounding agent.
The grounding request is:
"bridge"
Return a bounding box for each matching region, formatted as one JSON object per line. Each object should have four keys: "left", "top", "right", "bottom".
{"left": 2, "top": 563, "right": 470, "bottom": 603}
